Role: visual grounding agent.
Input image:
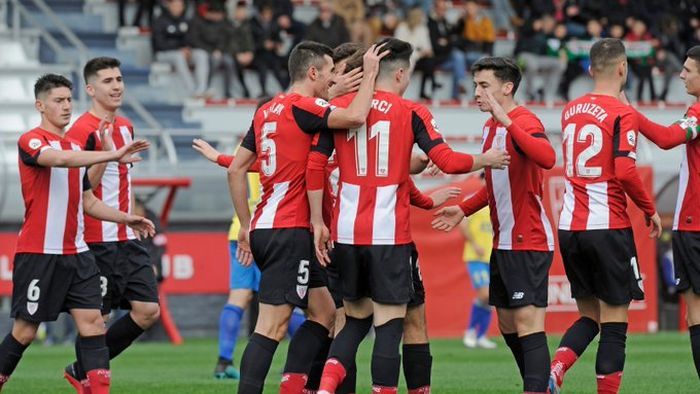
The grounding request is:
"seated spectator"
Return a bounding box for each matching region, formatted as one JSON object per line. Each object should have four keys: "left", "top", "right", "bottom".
{"left": 335, "top": 0, "right": 374, "bottom": 45}
{"left": 251, "top": 2, "right": 289, "bottom": 96}
{"left": 515, "top": 15, "right": 566, "bottom": 104}
{"left": 655, "top": 48, "right": 682, "bottom": 102}
{"left": 456, "top": 0, "right": 495, "bottom": 67}
{"left": 152, "top": 0, "right": 206, "bottom": 97}
{"left": 428, "top": 0, "right": 468, "bottom": 100}
{"left": 119, "top": 0, "right": 157, "bottom": 29}
{"left": 395, "top": 7, "right": 435, "bottom": 100}
{"left": 558, "top": 18, "right": 603, "bottom": 100}
{"left": 489, "top": 0, "right": 519, "bottom": 34}
{"left": 276, "top": 11, "right": 305, "bottom": 67}
{"left": 625, "top": 18, "right": 657, "bottom": 102}
{"left": 224, "top": 2, "right": 256, "bottom": 98}
{"left": 304, "top": 0, "right": 350, "bottom": 49}
{"left": 186, "top": 2, "right": 232, "bottom": 98}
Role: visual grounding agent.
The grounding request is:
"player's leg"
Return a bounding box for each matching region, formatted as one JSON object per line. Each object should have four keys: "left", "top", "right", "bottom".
{"left": 550, "top": 296, "right": 600, "bottom": 392}
{"left": 0, "top": 319, "right": 38, "bottom": 389}
{"left": 216, "top": 241, "right": 258, "bottom": 379}
{"left": 684, "top": 290, "right": 700, "bottom": 378}
{"left": 496, "top": 308, "right": 525, "bottom": 378}
{"left": 512, "top": 306, "right": 549, "bottom": 394}
{"left": 465, "top": 261, "right": 494, "bottom": 348}
{"left": 371, "top": 303, "right": 407, "bottom": 393}
{"left": 595, "top": 302, "right": 629, "bottom": 394}
{"left": 403, "top": 304, "right": 432, "bottom": 394}
{"left": 71, "top": 308, "right": 110, "bottom": 394}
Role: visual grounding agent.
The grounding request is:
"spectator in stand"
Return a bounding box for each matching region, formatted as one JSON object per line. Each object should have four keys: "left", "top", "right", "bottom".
{"left": 562, "top": 1, "right": 592, "bottom": 37}
{"left": 599, "top": 0, "right": 632, "bottom": 27}
{"left": 335, "top": 0, "right": 373, "bottom": 45}
{"left": 186, "top": 2, "right": 232, "bottom": 99}
{"left": 558, "top": 18, "right": 603, "bottom": 100}
{"left": 428, "top": 0, "right": 467, "bottom": 100}
{"left": 515, "top": 14, "right": 565, "bottom": 104}
{"left": 456, "top": 0, "right": 495, "bottom": 67}
{"left": 304, "top": 0, "right": 350, "bottom": 49}
{"left": 118, "top": 0, "right": 157, "bottom": 29}
{"left": 251, "top": 2, "right": 289, "bottom": 96}
{"left": 625, "top": 18, "right": 657, "bottom": 102}
{"left": 395, "top": 7, "right": 436, "bottom": 100}
{"left": 152, "top": 0, "right": 207, "bottom": 98}
{"left": 254, "top": 0, "right": 294, "bottom": 18}
{"left": 489, "top": 0, "right": 519, "bottom": 34}
{"left": 275, "top": 10, "right": 306, "bottom": 71}
{"left": 657, "top": 14, "right": 685, "bottom": 61}
{"left": 654, "top": 48, "right": 682, "bottom": 103}
{"left": 224, "top": 2, "right": 256, "bottom": 98}
{"left": 399, "top": 0, "right": 432, "bottom": 16}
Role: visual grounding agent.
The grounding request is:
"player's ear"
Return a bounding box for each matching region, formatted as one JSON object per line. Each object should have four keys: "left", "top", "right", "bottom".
{"left": 587, "top": 65, "right": 593, "bottom": 78}
{"left": 308, "top": 66, "right": 318, "bottom": 82}
{"left": 396, "top": 68, "right": 404, "bottom": 84}
{"left": 502, "top": 81, "right": 514, "bottom": 97}
{"left": 85, "top": 82, "right": 95, "bottom": 98}
{"left": 35, "top": 98, "right": 45, "bottom": 113}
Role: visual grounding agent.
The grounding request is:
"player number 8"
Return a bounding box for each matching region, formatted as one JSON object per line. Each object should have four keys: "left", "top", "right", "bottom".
{"left": 27, "top": 279, "right": 40, "bottom": 302}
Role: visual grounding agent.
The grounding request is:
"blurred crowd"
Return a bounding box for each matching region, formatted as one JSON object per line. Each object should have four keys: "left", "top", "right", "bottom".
{"left": 133, "top": 0, "right": 700, "bottom": 103}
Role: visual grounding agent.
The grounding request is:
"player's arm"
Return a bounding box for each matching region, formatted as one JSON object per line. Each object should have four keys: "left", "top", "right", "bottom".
{"left": 83, "top": 185, "right": 155, "bottom": 239}
{"left": 635, "top": 108, "right": 700, "bottom": 150}
{"left": 484, "top": 90, "right": 555, "bottom": 169}
{"left": 412, "top": 106, "right": 510, "bottom": 174}
{"left": 69, "top": 117, "right": 116, "bottom": 188}
{"left": 409, "top": 178, "right": 461, "bottom": 209}
{"left": 228, "top": 127, "right": 257, "bottom": 265}
{"left": 432, "top": 186, "right": 489, "bottom": 232}
{"left": 326, "top": 44, "right": 388, "bottom": 129}
{"left": 26, "top": 136, "right": 149, "bottom": 169}
{"left": 307, "top": 131, "right": 334, "bottom": 265}
{"left": 614, "top": 113, "right": 661, "bottom": 238}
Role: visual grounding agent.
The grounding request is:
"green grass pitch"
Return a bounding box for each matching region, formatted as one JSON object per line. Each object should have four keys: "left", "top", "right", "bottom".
{"left": 2, "top": 332, "right": 697, "bottom": 393}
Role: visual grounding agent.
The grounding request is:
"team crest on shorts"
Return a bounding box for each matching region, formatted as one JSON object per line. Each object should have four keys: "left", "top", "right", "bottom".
{"left": 296, "top": 285, "right": 308, "bottom": 299}
{"left": 27, "top": 302, "right": 38, "bottom": 315}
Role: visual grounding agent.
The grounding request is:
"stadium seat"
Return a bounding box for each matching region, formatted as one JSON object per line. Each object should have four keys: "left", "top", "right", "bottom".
{"left": 0, "top": 77, "right": 31, "bottom": 102}
{"left": 0, "top": 41, "right": 30, "bottom": 66}
{"left": 0, "top": 114, "right": 26, "bottom": 135}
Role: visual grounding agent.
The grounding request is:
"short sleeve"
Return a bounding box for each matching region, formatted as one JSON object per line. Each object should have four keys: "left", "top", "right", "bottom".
{"left": 66, "top": 120, "right": 98, "bottom": 150}
{"left": 613, "top": 111, "right": 639, "bottom": 160}
{"left": 240, "top": 122, "right": 256, "bottom": 153}
{"left": 411, "top": 104, "right": 445, "bottom": 153}
{"left": 292, "top": 97, "right": 335, "bottom": 134}
{"left": 17, "top": 133, "right": 52, "bottom": 166}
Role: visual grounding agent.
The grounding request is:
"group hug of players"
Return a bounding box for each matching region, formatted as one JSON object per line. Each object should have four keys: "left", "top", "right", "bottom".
{"left": 0, "top": 34, "right": 699, "bottom": 394}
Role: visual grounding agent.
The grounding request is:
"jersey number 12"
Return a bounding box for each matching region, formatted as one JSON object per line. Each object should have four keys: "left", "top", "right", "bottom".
{"left": 563, "top": 123, "right": 603, "bottom": 178}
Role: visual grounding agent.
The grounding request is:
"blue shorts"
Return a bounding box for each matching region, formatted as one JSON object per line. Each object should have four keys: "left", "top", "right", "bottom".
{"left": 467, "top": 261, "right": 490, "bottom": 289}
{"left": 229, "top": 241, "right": 261, "bottom": 291}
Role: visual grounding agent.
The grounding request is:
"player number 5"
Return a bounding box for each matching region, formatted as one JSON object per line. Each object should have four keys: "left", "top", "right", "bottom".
{"left": 297, "top": 260, "right": 310, "bottom": 286}
{"left": 261, "top": 122, "right": 277, "bottom": 176}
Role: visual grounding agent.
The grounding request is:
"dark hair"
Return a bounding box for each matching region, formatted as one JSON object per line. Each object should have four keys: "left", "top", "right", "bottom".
{"left": 589, "top": 38, "right": 626, "bottom": 73}
{"left": 332, "top": 42, "right": 364, "bottom": 63}
{"left": 83, "top": 57, "right": 121, "bottom": 84}
{"left": 374, "top": 37, "right": 412, "bottom": 78}
{"left": 687, "top": 45, "right": 700, "bottom": 68}
{"left": 288, "top": 41, "right": 334, "bottom": 83}
{"left": 344, "top": 51, "right": 365, "bottom": 73}
{"left": 470, "top": 56, "right": 522, "bottom": 94}
{"left": 34, "top": 73, "right": 72, "bottom": 99}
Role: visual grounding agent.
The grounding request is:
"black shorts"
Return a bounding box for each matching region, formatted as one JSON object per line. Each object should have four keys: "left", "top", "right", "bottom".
{"left": 250, "top": 228, "right": 327, "bottom": 308}
{"left": 672, "top": 231, "right": 700, "bottom": 294}
{"left": 326, "top": 250, "right": 344, "bottom": 309}
{"left": 408, "top": 243, "right": 425, "bottom": 308}
{"left": 11, "top": 252, "right": 102, "bottom": 323}
{"left": 489, "top": 249, "right": 553, "bottom": 308}
{"left": 559, "top": 229, "right": 644, "bottom": 305}
{"left": 333, "top": 243, "right": 414, "bottom": 305}
{"left": 89, "top": 240, "right": 159, "bottom": 314}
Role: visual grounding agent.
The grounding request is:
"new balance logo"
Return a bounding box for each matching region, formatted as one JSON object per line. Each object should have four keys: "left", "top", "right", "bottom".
{"left": 512, "top": 292, "right": 524, "bottom": 300}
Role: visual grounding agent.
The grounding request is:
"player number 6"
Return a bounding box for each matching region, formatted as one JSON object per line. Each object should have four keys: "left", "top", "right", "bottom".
{"left": 27, "top": 279, "right": 40, "bottom": 302}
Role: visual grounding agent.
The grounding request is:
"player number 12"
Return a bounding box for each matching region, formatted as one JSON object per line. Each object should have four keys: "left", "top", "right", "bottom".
{"left": 563, "top": 123, "right": 603, "bottom": 178}
{"left": 347, "top": 120, "right": 390, "bottom": 177}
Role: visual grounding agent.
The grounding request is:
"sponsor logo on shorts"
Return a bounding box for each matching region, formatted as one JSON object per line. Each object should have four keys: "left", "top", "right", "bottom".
{"left": 512, "top": 291, "right": 524, "bottom": 300}
{"left": 27, "top": 302, "right": 38, "bottom": 315}
{"left": 296, "top": 285, "right": 308, "bottom": 299}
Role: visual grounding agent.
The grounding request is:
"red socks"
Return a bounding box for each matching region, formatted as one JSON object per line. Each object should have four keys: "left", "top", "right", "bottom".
{"left": 372, "top": 386, "right": 397, "bottom": 393}
{"left": 596, "top": 371, "right": 623, "bottom": 394}
{"left": 280, "top": 373, "right": 308, "bottom": 394}
{"left": 318, "top": 358, "right": 347, "bottom": 393}
{"left": 0, "top": 374, "right": 8, "bottom": 390}
{"left": 86, "top": 369, "right": 110, "bottom": 394}
{"left": 407, "top": 386, "right": 431, "bottom": 394}
{"left": 550, "top": 347, "right": 578, "bottom": 386}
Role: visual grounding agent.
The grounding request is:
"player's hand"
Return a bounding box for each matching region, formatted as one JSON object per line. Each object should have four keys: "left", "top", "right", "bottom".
{"left": 429, "top": 187, "right": 461, "bottom": 208}
{"left": 425, "top": 161, "right": 442, "bottom": 176}
{"left": 311, "top": 220, "right": 333, "bottom": 266}
{"left": 484, "top": 90, "right": 512, "bottom": 127}
{"left": 236, "top": 227, "right": 254, "bottom": 267}
{"left": 114, "top": 139, "right": 150, "bottom": 164}
{"left": 97, "top": 115, "right": 115, "bottom": 151}
{"left": 481, "top": 147, "right": 510, "bottom": 169}
{"left": 124, "top": 215, "right": 156, "bottom": 239}
{"left": 329, "top": 67, "right": 363, "bottom": 99}
{"left": 409, "top": 152, "right": 429, "bottom": 174}
{"left": 362, "top": 43, "right": 390, "bottom": 78}
{"left": 192, "top": 138, "right": 221, "bottom": 163}
{"left": 646, "top": 212, "right": 662, "bottom": 239}
{"left": 431, "top": 205, "right": 466, "bottom": 232}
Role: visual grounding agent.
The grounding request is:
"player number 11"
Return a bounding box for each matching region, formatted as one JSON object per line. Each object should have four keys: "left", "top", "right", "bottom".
{"left": 347, "top": 120, "right": 390, "bottom": 177}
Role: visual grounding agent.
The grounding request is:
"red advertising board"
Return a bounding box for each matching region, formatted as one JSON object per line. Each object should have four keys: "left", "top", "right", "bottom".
{"left": 0, "top": 167, "right": 658, "bottom": 336}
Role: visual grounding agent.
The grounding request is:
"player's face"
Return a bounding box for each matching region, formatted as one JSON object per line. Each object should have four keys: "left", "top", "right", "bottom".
{"left": 680, "top": 58, "right": 700, "bottom": 97}
{"left": 314, "top": 55, "right": 335, "bottom": 100}
{"left": 87, "top": 67, "right": 124, "bottom": 111}
{"left": 37, "top": 87, "right": 73, "bottom": 129}
{"left": 473, "top": 70, "right": 509, "bottom": 112}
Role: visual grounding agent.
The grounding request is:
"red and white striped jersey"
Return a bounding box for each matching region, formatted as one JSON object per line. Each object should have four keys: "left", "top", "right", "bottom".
{"left": 673, "top": 102, "right": 700, "bottom": 231}
{"left": 67, "top": 112, "right": 135, "bottom": 243}
{"left": 310, "top": 90, "right": 475, "bottom": 245}
{"left": 240, "top": 93, "right": 334, "bottom": 230}
{"left": 322, "top": 153, "right": 339, "bottom": 228}
{"left": 559, "top": 94, "right": 642, "bottom": 231}
{"left": 16, "top": 128, "right": 90, "bottom": 255}
{"left": 480, "top": 107, "right": 554, "bottom": 251}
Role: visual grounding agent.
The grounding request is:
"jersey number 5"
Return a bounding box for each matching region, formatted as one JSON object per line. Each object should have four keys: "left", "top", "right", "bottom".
{"left": 348, "top": 120, "right": 390, "bottom": 177}
{"left": 261, "top": 122, "right": 277, "bottom": 176}
{"left": 564, "top": 123, "right": 603, "bottom": 178}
